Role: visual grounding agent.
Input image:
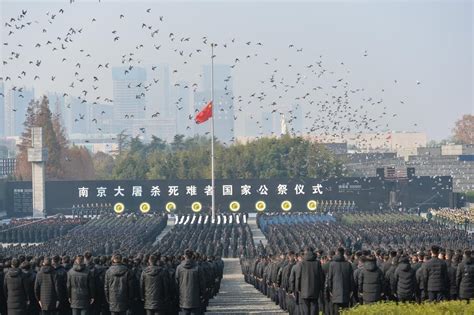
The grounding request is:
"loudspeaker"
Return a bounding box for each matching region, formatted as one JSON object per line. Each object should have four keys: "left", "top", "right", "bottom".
{"left": 407, "top": 167, "right": 415, "bottom": 179}
{"left": 376, "top": 168, "right": 385, "bottom": 179}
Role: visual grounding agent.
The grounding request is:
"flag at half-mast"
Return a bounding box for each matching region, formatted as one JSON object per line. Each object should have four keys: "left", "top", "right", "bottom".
{"left": 195, "top": 101, "right": 213, "bottom": 124}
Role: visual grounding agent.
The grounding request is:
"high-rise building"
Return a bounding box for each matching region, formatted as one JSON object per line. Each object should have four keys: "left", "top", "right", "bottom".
{"left": 195, "top": 64, "right": 234, "bottom": 144}
{"left": 171, "top": 81, "right": 193, "bottom": 137}
{"left": 112, "top": 66, "right": 146, "bottom": 134}
{"left": 147, "top": 64, "right": 171, "bottom": 118}
{"left": 5, "top": 87, "right": 35, "bottom": 137}
{"left": 0, "top": 80, "right": 4, "bottom": 137}
{"left": 47, "top": 92, "right": 66, "bottom": 116}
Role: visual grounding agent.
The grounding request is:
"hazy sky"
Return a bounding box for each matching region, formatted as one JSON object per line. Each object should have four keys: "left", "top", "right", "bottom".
{"left": 1, "top": 0, "right": 472, "bottom": 140}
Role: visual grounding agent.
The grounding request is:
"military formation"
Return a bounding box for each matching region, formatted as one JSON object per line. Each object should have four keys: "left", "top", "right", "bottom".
{"left": 0, "top": 217, "right": 86, "bottom": 244}
{"left": 158, "top": 214, "right": 256, "bottom": 258}
{"left": 1, "top": 249, "right": 223, "bottom": 315}
{"left": 240, "top": 212, "right": 474, "bottom": 314}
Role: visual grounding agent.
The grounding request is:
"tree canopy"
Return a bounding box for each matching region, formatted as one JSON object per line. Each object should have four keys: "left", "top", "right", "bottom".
{"left": 103, "top": 134, "right": 346, "bottom": 180}
{"left": 15, "top": 96, "right": 95, "bottom": 180}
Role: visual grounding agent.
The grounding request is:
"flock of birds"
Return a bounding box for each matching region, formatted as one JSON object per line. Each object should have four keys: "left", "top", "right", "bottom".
{"left": 1, "top": 4, "right": 423, "bottom": 148}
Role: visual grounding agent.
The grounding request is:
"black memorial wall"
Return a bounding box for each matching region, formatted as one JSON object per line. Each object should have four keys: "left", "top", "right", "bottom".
{"left": 4, "top": 176, "right": 451, "bottom": 217}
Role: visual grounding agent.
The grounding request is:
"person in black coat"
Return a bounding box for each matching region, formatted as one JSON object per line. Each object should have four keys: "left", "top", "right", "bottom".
{"left": 391, "top": 255, "right": 416, "bottom": 302}
{"left": 35, "top": 257, "right": 60, "bottom": 314}
{"left": 447, "top": 253, "right": 461, "bottom": 300}
{"left": 67, "top": 255, "right": 95, "bottom": 315}
{"left": 358, "top": 255, "right": 384, "bottom": 304}
{"left": 175, "top": 249, "right": 205, "bottom": 315}
{"left": 3, "top": 258, "right": 30, "bottom": 315}
{"left": 456, "top": 250, "right": 474, "bottom": 301}
{"left": 295, "top": 247, "right": 324, "bottom": 315}
{"left": 21, "top": 261, "right": 39, "bottom": 315}
{"left": 91, "top": 257, "right": 108, "bottom": 315}
{"left": 140, "top": 254, "right": 169, "bottom": 315}
{"left": 53, "top": 255, "right": 70, "bottom": 314}
{"left": 326, "top": 247, "right": 354, "bottom": 315}
{"left": 422, "top": 245, "right": 449, "bottom": 301}
{"left": 104, "top": 254, "right": 133, "bottom": 315}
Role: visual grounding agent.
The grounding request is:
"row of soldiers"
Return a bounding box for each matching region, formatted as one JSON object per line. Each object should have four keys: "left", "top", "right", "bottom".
{"left": 0, "top": 250, "right": 224, "bottom": 315}
{"left": 241, "top": 245, "right": 474, "bottom": 315}
{"left": 0, "top": 218, "right": 86, "bottom": 244}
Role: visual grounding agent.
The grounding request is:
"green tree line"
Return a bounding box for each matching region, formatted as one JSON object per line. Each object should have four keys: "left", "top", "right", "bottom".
{"left": 99, "top": 134, "right": 346, "bottom": 180}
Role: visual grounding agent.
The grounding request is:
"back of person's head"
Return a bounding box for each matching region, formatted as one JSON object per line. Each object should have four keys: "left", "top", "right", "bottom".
{"left": 112, "top": 254, "right": 122, "bottom": 264}
{"left": 337, "top": 247, "right": 345, "bottom": 256}
{"left": 11, "top": 258, "right": 19, "bottom": 268}
{"left": 43, "top": 257, "right": 51, "bottom": 266}
{"left": 75, "top": 255, "right": 84, "bottom": 265}
{"left": 84, "top": 251, "right": 92, "bottom": 261}
{"left": 184, "top": 249, "right": 193, "bottom": 259}
{"left": 305, "top": 246, "right": 314, "bottom": 254}
{"left": 52, "top": 255, "right": 60, "bottom": 264}
{"left": 149, "top": 254, "right": 158, "bottom": 266}
{"left": 62, "top": 255, "right": 70, "bottom": 264}
{"left": 431, "top": 245, "right": 440, "bottom": 256}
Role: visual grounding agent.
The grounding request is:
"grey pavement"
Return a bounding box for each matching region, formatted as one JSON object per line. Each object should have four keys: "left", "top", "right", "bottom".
{"left": 206, "top": 258, "right": 287, "bottom": 314}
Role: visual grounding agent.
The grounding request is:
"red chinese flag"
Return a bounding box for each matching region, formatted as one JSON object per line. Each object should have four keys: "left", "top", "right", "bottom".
{"left": 195, "top": 101, "right": 213, "bottom": 124}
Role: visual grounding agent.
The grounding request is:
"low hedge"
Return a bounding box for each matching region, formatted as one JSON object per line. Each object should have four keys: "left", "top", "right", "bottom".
{"left": 341, "top": 301, "right": 474, "bottom": 315}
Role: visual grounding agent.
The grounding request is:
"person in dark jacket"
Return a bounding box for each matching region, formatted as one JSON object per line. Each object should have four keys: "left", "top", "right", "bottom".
{"left": 456, "top": 250, "right": 474, "bottom": 301}
{"left": 140, "top": 254, "right": 169, "bottom": 315}
{"left": 326, "top": 247, "right": 354, "bottom": 315}
{"left": 358, "top": 255, "right": 384, "bottom": 304}
{"left": 422, "top": 245, "right": 449, "bottom": 301}
{"left": 175, "top": 249, "right": 205, "bottom": 315}
{"left": 104, "top": 254, "right": 133, "bottom": 315}
{"left": 53, "top": 255, "right": 70, "bottom": 314}
{"left": 4, "top": 258, "right": 30, "bottom": 315}
{"left": 21, "top": 261, "right": 39, "bottom": 315}
{"left": 91, "top": 257, "right": 108, "bottom": 315}
{"left": 35, "top": 257, "right": 60, "bottom": 315}
{"left": 295, "top": 247, "right": 324, "bottom": 315}
{"left": 67, "top": 255, "right": 95, "bottom": 315}
{"left": 391, "top": 255, "right": 416, "bottom": 302}
{"left": 447, "top": 253, "right": 461, "bottom": 300}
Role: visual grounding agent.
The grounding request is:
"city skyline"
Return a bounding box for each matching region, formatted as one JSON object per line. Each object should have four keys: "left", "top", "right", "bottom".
{"left": 1, "top": 1, "right": 472, "bottom": 143}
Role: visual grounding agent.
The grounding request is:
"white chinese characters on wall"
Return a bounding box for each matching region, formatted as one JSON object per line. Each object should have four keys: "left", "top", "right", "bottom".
{"left": 78, "top": 183, "right": 325, "bottom": 198}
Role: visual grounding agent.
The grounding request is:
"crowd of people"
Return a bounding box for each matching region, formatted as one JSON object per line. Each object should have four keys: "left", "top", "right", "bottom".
{"left": 0, "top": 214, "right": 167, "bottom": 258}
{"left": 431, "top": 207, "right": 473, "bottom": 229}
{"left": 1, "top": 249, "right": 223, "bottom": 315}
{"left": 241, "top": 244, "right": 474, "bottom": 315}
{"left": 239, "top": 211, "right": 474, "bottom": 314}
{"left": 0, "top": 212, "right": 226, "bottom": 315}
{"left": 259, "top": 212, "right": 472, "bottom": 255}
{"left": 0, "top": 217, "right": 87, "bottom": 244}
{"left": 157, "top": 213, "right": 257, "bottom": 258}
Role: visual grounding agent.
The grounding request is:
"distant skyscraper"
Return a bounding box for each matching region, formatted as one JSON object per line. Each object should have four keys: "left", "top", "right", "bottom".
{"left": 147, "top": 64, "right": 171, "bottom": 118}
{"left": 5, "top": 87, "right": 35, "bottom": 137}
{"left": 112, "top": 66, "right": 146, "bottom": 134}
{"left": 195, "top": 64, "right": 234, "bottom": 144}
{"left": 47, "top": 92, "right": 65, "bottom": 116}
{"left": 171, "top": 81, "right": 192, "bottom": 137}
{"left": 0, "top": 80, "right": 4, "bottom": 137}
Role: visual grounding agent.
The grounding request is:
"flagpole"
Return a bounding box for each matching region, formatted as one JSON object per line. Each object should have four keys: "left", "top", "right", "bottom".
{"left": 211, "top": 43, "right": 216, "bottom": 221}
